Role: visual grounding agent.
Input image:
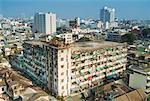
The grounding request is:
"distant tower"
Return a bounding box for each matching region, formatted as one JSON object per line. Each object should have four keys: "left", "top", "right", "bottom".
{"left": 0, "top": 14, "right": 3, "bottom": 19}
{"left": 100, "top": 6, "right": 115, "bottom": 23}
{"left": 34, "top": 12, "right": 56, "bottom": 35}
{"left": 75, "top": 17, "right": 80, "bottom": 27}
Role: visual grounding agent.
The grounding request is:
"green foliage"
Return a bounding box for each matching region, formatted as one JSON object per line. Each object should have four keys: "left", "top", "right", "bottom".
{"left": 56, "top": 96, "right": 65, "bottom": 101}
{"left": 51, "top": 37, "right": 60, "bottom": 46}
{"left": 141, "top": 28, "right": 150, "bottom": 38}
{"left": 147, "top": 95, "right": 150, "bottom": 101}
{"left": 78, "top": 37, "right": 91, "bottom": 42}
{"left": 121, "top": 33, "right": 137, "bottom": 44}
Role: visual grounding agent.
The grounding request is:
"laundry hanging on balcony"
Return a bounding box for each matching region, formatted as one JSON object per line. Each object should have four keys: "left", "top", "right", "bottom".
{"left": 89, "top": 69, "right": 93, "bottom": 74}
{"left": 96, "top": 66, "right": 108, "bottom": 71}
{"left": 84, "top": 77, "right": 87, "bottom": 81}
{"left": 88, "top": 64, "right": 92, "bottom": 67}
{"left": 103, "top": 66, "right": 108, "bottom": 69}
{"left": 96, "top": 74, "right": 100, "bottom": 77}
{"left": 80, "top": 70, "right": 84, "bottom": 76}
{"left": 107, "top": 69, "right": 116, "bottom": 79}
{"left": 88, "top": 76, "right": 93, "bottom": 81}
{"left": 21, "top": 63, "right": 25, "bottom": 67}
{"left": 96, "top": 50, "right": 101, "bottom": 55}
{"left": 72, "top": 54, "right": 80, "bottom": 59}
{"left": 96, "top": 67, "right": 101, "bottom": 71}
{"left": 112, "top": 69, "right": 116, "bottom": 75}
{"left": 106, "top": 48, "right": 113, "bottom": 51}
{"left": 76, "top": 79, "right": 80, "bottom": 84}
{"left": 71, "top": 75, "right": 76, "bottom": 79}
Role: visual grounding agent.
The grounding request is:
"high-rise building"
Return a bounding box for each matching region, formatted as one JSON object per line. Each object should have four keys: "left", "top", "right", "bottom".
{"left": 69, "top": 17, "right": 80, "bottom": 28}
{"left": 34, "top": 12, "right": 56, "bottom": 34}
{"left": 22, "top": 39, "right": 127, "bottom": 96}
{"left": 75, "top": 17, "right": 80, "bottom": 27}
{"left": 100, "top": 6, "right": 115, "bottom": 23}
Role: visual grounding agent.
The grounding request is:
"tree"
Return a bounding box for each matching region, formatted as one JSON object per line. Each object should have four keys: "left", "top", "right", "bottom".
{"left": 141, "top": 28, "right": 150, "bottom": 38}
{"left": 121, "top": 33, "right": 137, "bottom": 44}
{"left": 147, "top": 95, "right": 150, "bottom": 101}
{"left": 51, "top": 37, "right": 61, "bottom": 46}
{"left": 78, "top": 37, "right": 91, "bottom": 42}
{"left": 56, "top": 96, "right": 65, "bottom": 101}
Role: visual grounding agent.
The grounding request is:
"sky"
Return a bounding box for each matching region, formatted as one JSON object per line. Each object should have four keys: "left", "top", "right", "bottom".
{"left": 0, "top": 0, "right": 150, "bottom": 20}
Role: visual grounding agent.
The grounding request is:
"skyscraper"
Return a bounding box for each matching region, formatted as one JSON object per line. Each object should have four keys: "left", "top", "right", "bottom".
{"left": 34, "top": 12, "right": 56, "bottom": 35}
{"left": 100, "top": 6, "right": 115, "bottom": 23}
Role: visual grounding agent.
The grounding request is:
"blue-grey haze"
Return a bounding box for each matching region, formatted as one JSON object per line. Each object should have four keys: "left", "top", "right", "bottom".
{"left": 0, "top": 0, "right": 150, "bottom": 20}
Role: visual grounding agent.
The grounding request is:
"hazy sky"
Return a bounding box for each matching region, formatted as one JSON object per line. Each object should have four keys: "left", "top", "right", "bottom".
{"left": 0, "top": 0, "right": 150, "bottom": 20}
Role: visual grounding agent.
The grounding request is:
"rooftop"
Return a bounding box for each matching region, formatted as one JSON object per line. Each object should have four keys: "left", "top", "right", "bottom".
{"left": 0, "top": 80, "right": 6, "bottom": 87}
{"left": 127, "top": 65, "right": 148, "bottom": 75}
{"left": 115, "top": 89, "right": 147, "bottom": 101}
{"left": 71, "top": 41, "right": 124, "bottom": 52}
{"left": 24, "top": 40, "right": 125, "bottom": 51}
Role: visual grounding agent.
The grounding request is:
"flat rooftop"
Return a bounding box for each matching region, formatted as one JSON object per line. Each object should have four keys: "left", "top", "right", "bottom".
{"left": 71, "top": 41, "right": 124, "bottom": 52}
{"left": 24, "top": 40, "right": 49, "bottom": 46}
{"left": 24, "top": 40, "right": 125, "bottom": 51}
{"left": 127, "top": 65, "right": 149, "bottom": 75}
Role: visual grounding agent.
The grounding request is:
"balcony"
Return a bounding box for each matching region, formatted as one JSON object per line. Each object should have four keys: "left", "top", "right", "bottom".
{"left": 147, "top": 72, "right": 150, "bottom": 76}
{"left": 145, "top": 89, "right": 150, "bottom": 93}
{"left": 147, "top": 77, "right": 150, "bottom": 81}
{"left": 147, "top": 83, "right": 150, "bottom": 87}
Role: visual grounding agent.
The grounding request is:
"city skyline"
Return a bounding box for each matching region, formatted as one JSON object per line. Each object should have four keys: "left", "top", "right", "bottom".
{"left": 0, "top": 0, "right": 150, "bottom": 20}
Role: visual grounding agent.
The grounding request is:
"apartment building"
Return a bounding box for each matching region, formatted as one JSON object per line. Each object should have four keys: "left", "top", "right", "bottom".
{"left": 22, "top": 40, "right": 127, "bottom": 96}
{"left": 34, "top": 12, "right": 56, "bottom": 35}
{"left": 127, "top": 64, "right": 150, "bottom": 94}
{"left": 56, "top": 33, "right": 73, "bottom": 44}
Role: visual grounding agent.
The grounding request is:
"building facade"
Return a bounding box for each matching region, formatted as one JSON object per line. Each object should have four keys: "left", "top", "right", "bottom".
{"left": 56, "top": 33, "right": 73, "bottom": 44}
{"left": 34, "top": 12, "right": 56, "bottom": 35}
{"left": 22, "top": 40, "right": 127, "bottom": 96}
{"left": 127, "top": 65, "right": 150, "bottom": 94}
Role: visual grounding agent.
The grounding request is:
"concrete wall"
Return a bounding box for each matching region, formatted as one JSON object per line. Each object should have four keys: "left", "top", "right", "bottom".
{"left": 0, "top": 86, "right": 7, "bottom": 94}
{"left": 129, "top": 72, "right": 147, "bottom": 89}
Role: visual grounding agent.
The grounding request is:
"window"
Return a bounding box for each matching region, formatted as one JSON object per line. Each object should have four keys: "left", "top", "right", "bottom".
{"left": 61, "top": 50, "right": 63, "bottom": 53}
{"left": 55, "top": 72, "right": 57, "bottom": 75}
{"left": 14, "top": 91, "right": 17, "bottom": 94}
{"left": 42, "top": 72, "right": 45, "bottom": 75}
{"left": 61, "top": 72, "right": 64, "bottom": 75}
{"left": 72, "top": 82, "right": 76, "bottom": 85}
{"left": 81, "top": 60, "right": 85, "bottom": 63}
{"left": 61, "top": 58, "right": 64, "bottom": 61}
{"left": 61, "top": 79, "right": 64, "bottom": 82}
{"left": 14, "top": 86, "right": 17, "bottom": 89}
{"left": 61, "top": 65, "right": 64, "bottom": 68}
{"left": 61, "top": 93, "right": 64, "bottom": 96}
{"left": 62, "top": 86, "right": 64, "bottom": 89}
{"left": 2, "top": 87, "right": 4, "bottom": 91}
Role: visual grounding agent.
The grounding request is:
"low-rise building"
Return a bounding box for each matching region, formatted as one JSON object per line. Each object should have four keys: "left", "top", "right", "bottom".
{"left": 0, "top": 58, "right": 11, "bottom": 68}
{"left": 127, "top": 65, "right": 150, "bottom": 94}
{"left": 56, "top": 33, "right": 73, "bottom": 44}
{"left": 0, "top": 65, "right": 56, "bottom": 101}
{"left": 115, "top": 88, "right": 147, "bottom": 101}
